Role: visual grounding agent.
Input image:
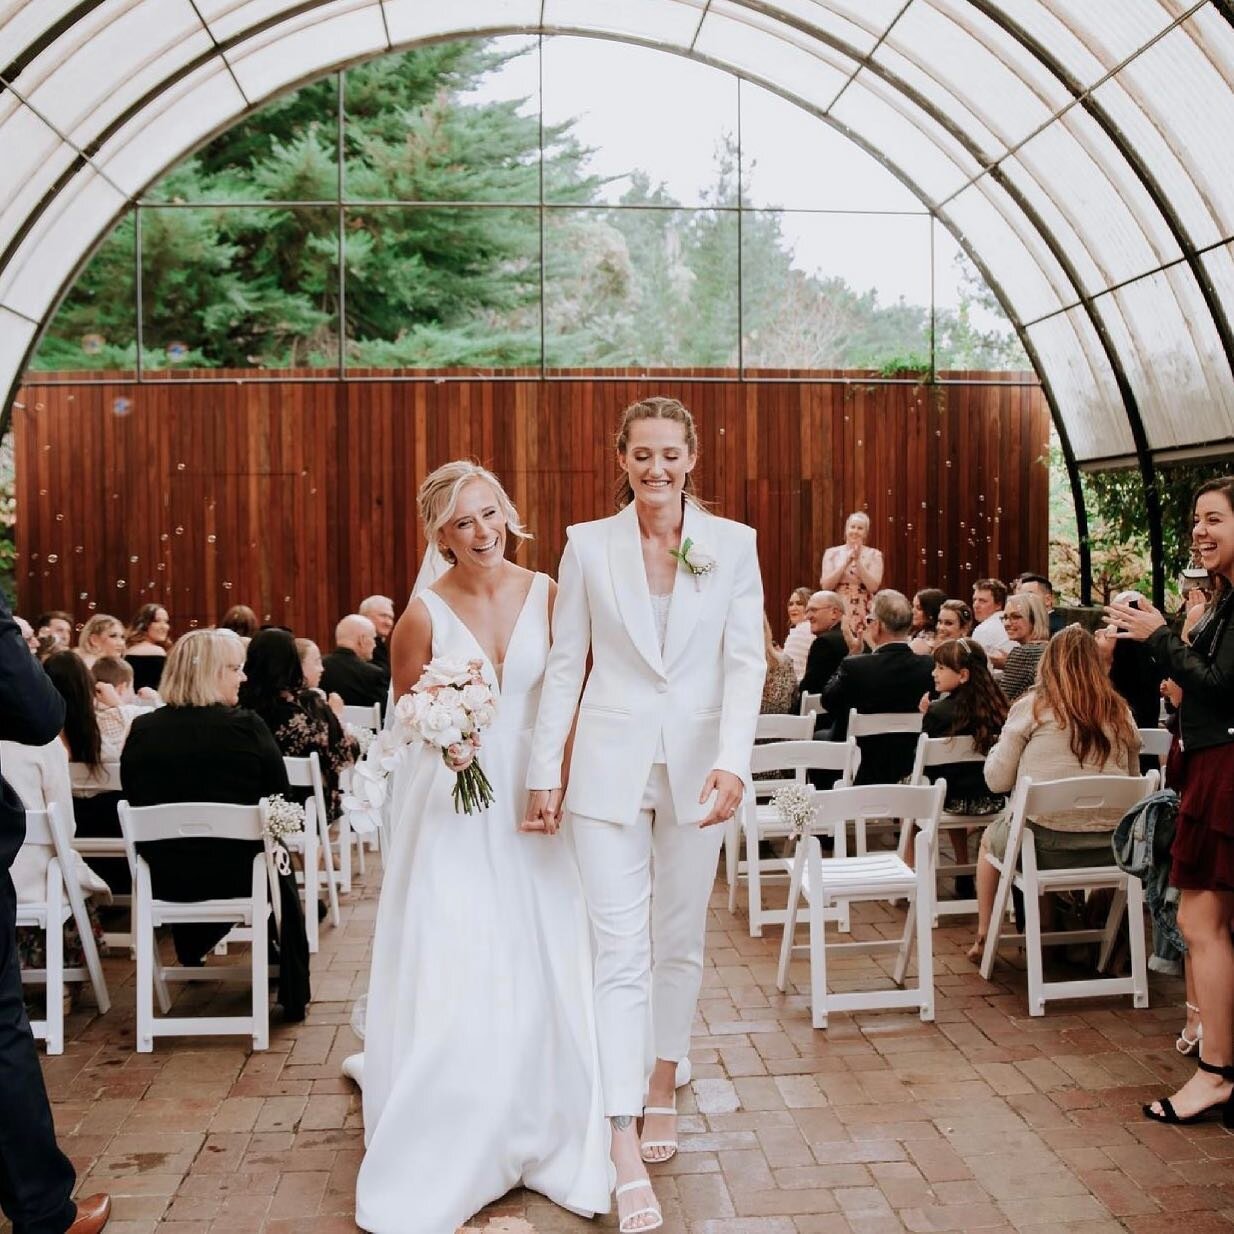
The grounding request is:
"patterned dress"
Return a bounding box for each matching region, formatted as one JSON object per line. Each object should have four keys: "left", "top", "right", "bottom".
{"left": 256, "top": 690, "right": 360, "bottom": 820}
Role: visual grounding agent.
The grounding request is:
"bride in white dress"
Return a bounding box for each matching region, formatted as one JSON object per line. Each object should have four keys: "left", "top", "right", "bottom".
{"left": 355, "top": 461, "right": 610, "bottom": 1234}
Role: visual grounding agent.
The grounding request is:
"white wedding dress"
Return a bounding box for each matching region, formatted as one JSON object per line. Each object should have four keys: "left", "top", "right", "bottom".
{"left": 355, "top": 572, "right": 611, "bottom": 1234}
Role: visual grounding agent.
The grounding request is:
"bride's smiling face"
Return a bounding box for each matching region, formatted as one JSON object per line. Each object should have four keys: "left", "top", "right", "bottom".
{"left": 439, "top": 479, "right": 507, "bottom": 571}
{"left": 620, "top": 418, "right": 696, "bottom": 510}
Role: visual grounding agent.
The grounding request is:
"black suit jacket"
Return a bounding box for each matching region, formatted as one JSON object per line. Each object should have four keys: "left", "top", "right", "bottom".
{"left": 0, "top": 590, "right": 66, "bottom": 874}
{"left": 320, "top": 646, "right": 390, "bottom": 715}
{"left": 801, "top": 626, "right": 849, "bottom": 699}
{"left": 371, "top": 636, "right": 390, "bottom": 672}
{"left": 822, "top": 642, "right": 935, "bottom": 784}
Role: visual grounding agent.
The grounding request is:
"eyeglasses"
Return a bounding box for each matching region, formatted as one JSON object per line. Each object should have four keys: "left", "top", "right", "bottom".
{"left": 1000, "top": 612, "right": 1026, "bottom": 622}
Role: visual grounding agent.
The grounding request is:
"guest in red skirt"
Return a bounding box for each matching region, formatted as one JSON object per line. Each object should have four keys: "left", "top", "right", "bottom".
{"left": 1108, "top": 475, "right": 1234, "bottom": 1126}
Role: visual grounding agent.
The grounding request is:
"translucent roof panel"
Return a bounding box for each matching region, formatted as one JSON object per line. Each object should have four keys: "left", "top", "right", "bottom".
{"left": 769, "top": 0, "right": 906, "bottom": 50}
{"left": 385, "top": 0, "right": 541, "bottom": 44}
{"left": 540, "top": 0, "right": 705, "bottom": 43}
{"left": 0, "top": 306, "right": 37, "bottom": 390}
{"left": 0, "top": 96, "right": 84, "bottom": 258}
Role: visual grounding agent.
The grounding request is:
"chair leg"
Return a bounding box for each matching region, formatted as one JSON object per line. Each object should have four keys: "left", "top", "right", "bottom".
{"left": 337, "top": 816, "right": 353, "bottom": 896}
{"left": 319, "top": 807, "right": 340, "bottom": 928}
{"left": 835, "top": 818, "right": 851, "bottom": 934}
{"left": 725, "top": 816, "right": 739, "bottom": 912}
{"left": 979, "top": 856, "right": 1014, "bottom": 981}
{"left": 855, "top": 817, "right": 867, "bottom": 857}
{"left": 45, "top": 890, "right": 64, "bottom": 1057}
{"left": 135, "top": 866, "right": 154, "bottom": 1053}
{"left": 251, "top": 860, "right": 269, "bottom": 1051}
{"left": 355, "top": 829, "right": 366, "bottom": 877}
{"left": 1097, "top": 886, "right": 1127, "bottom": 974}
{"left": 776, "top": 844, "right": 807, "bottom": 991}
{"left": 806, "top": 838, "right": 829, "bottom": 1029}
{"left": 893, "top": 892, "right": 916, "bottom": 987}
{"left": 747, "top": 823, "right": 763, "bottom": 938}
{"left": 1023, "top": 885, "right": 1046, "bottom": 1017}
{"left": 1126, "top": 876, "right": 1150, "bottom": 1009}
{"left": 915, "top": 882, "right": 935, "bottom": 1022}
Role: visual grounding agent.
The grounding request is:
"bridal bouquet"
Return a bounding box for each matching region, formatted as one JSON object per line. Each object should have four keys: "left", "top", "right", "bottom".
{"left": 344, "top": 656, "right": 497, "bottom": 829}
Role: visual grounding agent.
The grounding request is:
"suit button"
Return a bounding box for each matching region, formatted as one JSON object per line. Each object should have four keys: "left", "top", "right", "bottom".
{"left": 657, "top": 681, "right": 668, "bottom": 694}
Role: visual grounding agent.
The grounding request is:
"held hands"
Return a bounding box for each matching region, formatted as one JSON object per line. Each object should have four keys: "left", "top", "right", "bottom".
{"left": 1104, "top": 598, "right": 1167, "bottom": 641}
{"left": 699, "top": 770, "right": 744, "bottom": 828}
{"left": 522, "top": 787, "right": 563, "bottom": 836}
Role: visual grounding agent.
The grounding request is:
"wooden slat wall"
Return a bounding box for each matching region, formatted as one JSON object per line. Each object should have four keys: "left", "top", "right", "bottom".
{"left": 12, "top": 370, "right": 1049, "bottom": 645}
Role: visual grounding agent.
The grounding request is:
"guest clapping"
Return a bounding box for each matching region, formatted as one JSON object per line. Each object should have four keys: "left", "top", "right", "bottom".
{"left": 782, "top": 587, "right": 814, "bottom": 681}
{"left": 124, "top": 603, "right": 171, "bottom": 694}
{"left": 820, "top": 511, "right": 883, "bottom": 629}
{"left": 997, "top": 592, "right": 1051, "bottom": 702}
{"left": 76, "top": 614, "right": 125, "bottom": 669}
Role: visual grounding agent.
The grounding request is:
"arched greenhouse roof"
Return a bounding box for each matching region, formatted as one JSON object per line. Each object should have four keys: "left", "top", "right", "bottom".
{"left": 2, "top": 0, "right": 1233, "bottom": 480}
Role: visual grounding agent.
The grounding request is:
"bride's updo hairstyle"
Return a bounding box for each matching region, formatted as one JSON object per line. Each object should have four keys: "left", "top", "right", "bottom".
{"left": 418, "top": 460, "right": 531, "bottom": 565}
{"left": 614, "top": 396, "right": 700, "bottom": 509}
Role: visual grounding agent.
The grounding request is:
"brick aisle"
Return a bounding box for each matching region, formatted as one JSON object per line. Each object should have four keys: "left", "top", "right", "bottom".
{"left": 6, "top": 852, "right": 1230, "bottom": 1234}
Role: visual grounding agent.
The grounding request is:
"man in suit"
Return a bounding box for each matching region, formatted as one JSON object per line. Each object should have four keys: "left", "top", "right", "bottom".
{"left": 0, "top": 590, "right": 112, "bottom": 1234}
{"left": 800, "top": 590, "right": 850, "bottom": 704}
{"left": 321, "top": 615, "right": 390, "bottom": 716}
{"left": 822, "top": 589, "right": 934, "bottom": 785}
{"left": 358, "top": 595, "right": 396, "bottom": 672}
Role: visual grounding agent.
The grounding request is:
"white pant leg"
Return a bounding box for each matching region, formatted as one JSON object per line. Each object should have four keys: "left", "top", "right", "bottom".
{"left": 649, "top": 772, "right": 726, "bottom": 1064}
{"left": 571, "top": 790, "right": 655, "bottom": 1118}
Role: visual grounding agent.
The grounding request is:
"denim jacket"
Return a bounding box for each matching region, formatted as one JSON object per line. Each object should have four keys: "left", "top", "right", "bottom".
{"left": 1111, "top": 788, "right": 1184, "bottom": 974}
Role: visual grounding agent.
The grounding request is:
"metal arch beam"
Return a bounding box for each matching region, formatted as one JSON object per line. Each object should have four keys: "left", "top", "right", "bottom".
{"left": 0, "top": 4, "right": 1092, "bottom": 591}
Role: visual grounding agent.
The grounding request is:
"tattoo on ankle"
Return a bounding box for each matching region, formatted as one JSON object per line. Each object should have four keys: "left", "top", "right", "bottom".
{"left": 612, "top": 1115, "right": 633, "bottom": 1130}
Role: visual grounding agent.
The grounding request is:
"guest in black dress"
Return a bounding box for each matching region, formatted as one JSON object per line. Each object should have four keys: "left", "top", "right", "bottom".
{"left": 124, "top": 602, "right": 172, "bottom": 694}
{"left": 120, "top": 628, "right": 309, "bottom": 1019}
{"left": 1108, "top": 477, "right": 1234, "bottom": 1126}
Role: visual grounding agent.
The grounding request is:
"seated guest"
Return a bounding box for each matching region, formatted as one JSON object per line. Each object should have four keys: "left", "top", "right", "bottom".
{"left": 4, "top": 651, "right": 110, "bottom": 982}
{"left": 972, "top": 578, "right": 1015, "bottom": 665}
{"left": 782, "top": 587, "right": 814, "bottom": 681}
{"left": 760, "top": 616, "right": 798, "bottom": 715}
{"left": 998, "top": 592, "right": 1051, "bottom": 703}
{"left": 1016, "top": 573, "right": 1066, "bottom": 636}
{"left": 358, "top": 595, "right": 396, "bottom": 673}
{"left": 241, "top": 629, "right": 359, "bottom": 824}
{"left": 90, "top": 657, "right": 145, "bottom": 761}
{"left": 124, "top": 603, "right": 172, "bottom": 693}
{"left": 908, "top": 588, "right": 948, "bottom": 655}
{"left": 13, "top": 614, "right": 39, "bottom": 655}
{"left": 968, "top": 626, "right": 1140, "bottom": 960}
{"left": 321, "top": 615, "right": 389, "bottom": 716}
{"left": 800, "top": 590, "right": 849, "bottom": 709}
{"left": 220, "top": 604, "right": 260, "bottom": 645}
{"left": 35, "top": 609, "right": 73, "bottom": 652}
{"left": 936, "top": 599, "right": 974, "bottom": 641}
{"left": 823, "top": 589, "right": 934, "bottom": 785}
{"left": 75, "top": 613, "right": 125, "bottom": 669}
{"left": 120, "top": 629, "right": 308, "bottom": 1018}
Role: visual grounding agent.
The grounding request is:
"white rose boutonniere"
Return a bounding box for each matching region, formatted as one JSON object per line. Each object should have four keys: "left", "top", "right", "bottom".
{"left": 668, "top": 537, "right": 717, "bottom": 590}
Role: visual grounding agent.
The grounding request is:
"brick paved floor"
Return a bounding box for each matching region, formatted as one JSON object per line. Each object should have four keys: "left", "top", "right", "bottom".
{"left": 6, "top": 852, "right": 1230, "bottom": 1234}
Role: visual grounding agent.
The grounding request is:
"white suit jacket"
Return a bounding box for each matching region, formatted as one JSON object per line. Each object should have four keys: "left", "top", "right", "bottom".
{"left": 527, "top": 500, "right": 766, "bottom": 827}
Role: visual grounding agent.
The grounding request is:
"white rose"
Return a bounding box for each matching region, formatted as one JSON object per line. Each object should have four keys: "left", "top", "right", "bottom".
{"left": 461, "top": 682, "right": 492, "bottom": 710}
{"left": 418, "top": 657, "right": 472, "bottom": 689}
{"left": 684, "top": 543, "right": 716, "bottom": 573}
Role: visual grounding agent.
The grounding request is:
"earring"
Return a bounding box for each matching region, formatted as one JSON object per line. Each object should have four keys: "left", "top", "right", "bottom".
{"left": 439, "top": 543, "right": 457, "bottom": 565}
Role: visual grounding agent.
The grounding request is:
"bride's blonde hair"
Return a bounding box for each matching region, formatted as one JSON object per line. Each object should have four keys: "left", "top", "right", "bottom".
{"left": 418, "top": 461, "right": 531, "bottom": 564}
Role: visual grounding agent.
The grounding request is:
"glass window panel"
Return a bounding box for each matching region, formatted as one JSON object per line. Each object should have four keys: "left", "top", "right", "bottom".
{"left": 942, "top": 180, "right": 1073, "bottom": 324}
{"left": 543, "top": 207, "right": 738, "bottom": 370}
{"left": 96, "top": 61, "right": 249, "bottom": 199}
{"left": 694, "top": 3, "right": 852, "bottom": 114}
{"left": 541, "top": 0, "right": 705, "bottom": 44}
{"left": 146, "top": 72, "right": 338, "bottom": 204}
{"left": 932, "top": 220, "right": 1031, "bottom": 373}
{"left": 26, "top": 215, "right": 137, "bottom": 378}
{"left": 1099, "top": 17, "right": 1234, "bottom": 243}
{"left": 1093, "top": 267, "right": 1234, "bottom": 452}
{"left": 139, "top": 206, "right": 339, "bottom": 374}
{"left": 1025, "top": 308, "right": 1131, "bottom": 462}
{"left": 741, "top": 210, "right": 929, "bottom": 371}
{"left": 830, "top": 71, "right": 983, "bottom": 203}
{"left": 346, "top": 38, "right": 538, "bottom": 204}
{"left": 343, "top": 206, "right": 539, "bottom": 372}
{"left": 0, "top": 171, "right": 128, "bottom": 322}
{"left": 227, "top": 3, "right": 388, "bottom": 105}
{"left": 543, "top": 37, "right": 737, "bottom": 208}
{"left": 740, "top": 80, "right": 923, "bottom": 212}
{"left": 383, "top": 0, "right": 541, "bottom": 43}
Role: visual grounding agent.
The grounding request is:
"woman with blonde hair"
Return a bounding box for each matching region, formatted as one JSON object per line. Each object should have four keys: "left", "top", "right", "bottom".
{"left": 967, "top": 625, "right": 1140, "bottom": 960}
{"left": 355, "top": 460, "right": 610, "bottom": 1234}
{"left": 997, "top": 591, "right": 1051, "bottom": 702}
{"left": 76, "top": 613, "right": 125, "bottom": 668}
{"left": 820, "top": 510, "right": 884, "bottom": 634}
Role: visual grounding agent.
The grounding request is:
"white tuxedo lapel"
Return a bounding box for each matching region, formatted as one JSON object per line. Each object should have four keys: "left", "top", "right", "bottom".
{"left": 608, "top": 503, "right": 664, "bottom": 676}
{"left": 662, "top": 500, "right": 708, "bottom": 671}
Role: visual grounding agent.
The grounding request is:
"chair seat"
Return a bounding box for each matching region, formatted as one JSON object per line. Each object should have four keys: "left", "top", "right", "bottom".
{"left": 16, "top": 903, "right": 72, "bottom": 930}
{"left": 799, "top": 853, "right": 918, "bottom": 900}
{"left": 149, "top": 897, "right": 260, "bottom": 927}
{"left": 1016, "top": 863, "right": 1132, "bottom": 891}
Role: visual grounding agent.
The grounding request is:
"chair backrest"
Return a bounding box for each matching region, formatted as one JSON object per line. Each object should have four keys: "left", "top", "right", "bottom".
{"left": 755, "top": 714, "right": 815, "bottom": 742}
{"left": 22, "top": 805, "right": 76, "bottom": 871}
{"left": 69, "top": 760, "right": 122, "bottom": 794}
{"left": 118, "top": 800, "right": 267, "bottom": 879}
{"left": 342, "top": 703, "right": 382, "bottom": 731}
{"left": 1019, "top": 771, "right": 1160, "bottom": 820}
{"left": 909, "top": 734, "right": 985, "bottom": 784}
{"left": 1137, "top": 727, "right": 1173, "bottom": 762}
{"left": 749, "top": 738, "right": 861, "bottom": 786}
{"left": 282, "top": 752, "right": 324, "bottom": 792}
{"left": 800, "top": 692, "right": 823, "bottom": 717}
{"left": 809, "top": 782, "right": 946, "bottom": 842}
{"left": 848, "top": 709, "right": 925, "bottom": 739}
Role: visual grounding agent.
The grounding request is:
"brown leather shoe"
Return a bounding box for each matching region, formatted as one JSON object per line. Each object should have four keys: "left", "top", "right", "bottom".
{"left": 66, "top": 1193, "right": 111, "bottom": 1233}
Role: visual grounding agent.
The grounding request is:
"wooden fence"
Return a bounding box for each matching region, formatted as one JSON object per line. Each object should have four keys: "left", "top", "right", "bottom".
{"left": 12, "top": 369, "right": 1049, "bottom": 646}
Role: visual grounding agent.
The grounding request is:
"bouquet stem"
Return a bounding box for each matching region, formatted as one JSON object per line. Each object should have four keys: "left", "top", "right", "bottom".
{"left": 450, "top": 758, "right": 496, "bottom": 815}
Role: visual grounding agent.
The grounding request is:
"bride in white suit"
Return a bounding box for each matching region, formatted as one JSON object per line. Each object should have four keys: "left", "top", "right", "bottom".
{"left": 526, "top": 397, "right": 765, "bottom": 1232}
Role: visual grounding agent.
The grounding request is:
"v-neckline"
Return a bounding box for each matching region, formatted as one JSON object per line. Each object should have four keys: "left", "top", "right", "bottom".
{"left": 427, "top": 574, "right": 539, "bottom": 692}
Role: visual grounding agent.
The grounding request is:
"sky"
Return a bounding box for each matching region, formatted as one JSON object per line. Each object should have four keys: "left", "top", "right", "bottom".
{"left": 469, "top": 35, "right": 1007, "bottom": 329}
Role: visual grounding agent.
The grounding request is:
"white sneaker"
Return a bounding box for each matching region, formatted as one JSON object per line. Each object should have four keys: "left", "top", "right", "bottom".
{"left": 342, "top": 1052, "right": 365, "bottom": 1087}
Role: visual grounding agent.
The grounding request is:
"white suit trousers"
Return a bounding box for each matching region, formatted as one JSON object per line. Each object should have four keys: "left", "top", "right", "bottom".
{"left": 571, "top": 764, "right": 725, "bottom": 1117}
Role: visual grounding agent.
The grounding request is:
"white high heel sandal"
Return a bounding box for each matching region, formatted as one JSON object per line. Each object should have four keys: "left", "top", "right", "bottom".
{"left": 615, "top": 1179, "right": 663, "bottom": 1233}
{"left": 640, "top": 1102, "right": 678, "bottom": 1164}
{"left": 1177, "top": 1002, "right": 1203, "bottom": 1056}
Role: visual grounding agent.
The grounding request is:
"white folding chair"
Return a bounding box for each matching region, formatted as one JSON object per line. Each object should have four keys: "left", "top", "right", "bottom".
{"left": 283, "top": 753, "right": 339, "bottom": 951}
{"left": 69, "top": 761, "right": 130, "bottom": 950}
{"left": 728, "top": 738, "right": 861, "bottom": 936}
{"left": 800, "top": 692, "right": 823, "bottom": 718}
{"left": 776, "top": 782, "right": 946, "bottom": 1029}
{"left": 907, "top": 734, "right": 996, "bottom": 921}
{"left": 846, "top": 709, "right": 925, "bottom": 852}
{"left": 16, "top": 805, "right": 112, "bottom": 1054}
{"left": 1138, "top": 727, "right": 1173, "bottom": 788}
{"left": 339, "top": 704, "right": 383, "bottom": 871}
{"left": 979, "top": 772, "right": 1159, "bottom": 1015}
{"left": 118, "top": 800, "right": 277, "bottom": 1052}
{"left": 341, "top": 702, "right": 382, "bottom": 731}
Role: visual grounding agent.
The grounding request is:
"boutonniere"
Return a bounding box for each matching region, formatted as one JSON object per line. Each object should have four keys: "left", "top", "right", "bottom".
{"left": 668, "top": 537, "right": 717, "bottom": 590}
